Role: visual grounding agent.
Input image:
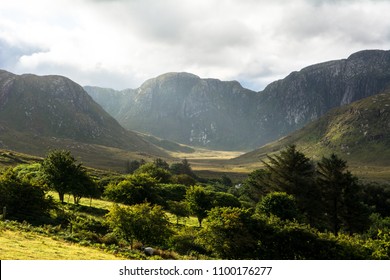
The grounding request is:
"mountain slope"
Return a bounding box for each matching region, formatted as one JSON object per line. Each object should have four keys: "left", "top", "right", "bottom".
{"left": 253, "top": 49, "right": 390, "bottom": 146}
{"left": 0, "top": 70, "right": 167, "bottom": 161}
{"left": 86, "top": 72, "right": 258, "bottom": 150}
{"left": 86, "top": 50, "right": 390, "bottom": 150}
{"left": 234, "top": 89, "right": 390, "bottom": 166}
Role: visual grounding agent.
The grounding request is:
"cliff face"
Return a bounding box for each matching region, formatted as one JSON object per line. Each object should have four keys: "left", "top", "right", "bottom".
{"left": 88, "top": 72, "right": 259, "bottom": 150}
{"left": 86, "top": 50, "right": 390, "bottom": 150}
{"left": 253, "top": 50, "right": 390, "bottom": 147}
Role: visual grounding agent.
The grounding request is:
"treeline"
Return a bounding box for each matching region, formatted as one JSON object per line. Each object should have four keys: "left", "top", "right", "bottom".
{"left": 0, "top": 147, "right": 389, "bottom": 259}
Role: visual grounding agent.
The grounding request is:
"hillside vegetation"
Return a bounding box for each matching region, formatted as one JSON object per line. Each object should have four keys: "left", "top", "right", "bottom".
{"left": 1, "top": 149, "right": 389, "bottom": 260}
{"left": 234, "top": 89, "right": 390, "bottom": 168}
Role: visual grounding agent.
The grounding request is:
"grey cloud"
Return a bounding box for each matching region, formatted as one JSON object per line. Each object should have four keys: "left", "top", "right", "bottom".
{"left": 0, "top": 39, "right": 47, "bottom": 70}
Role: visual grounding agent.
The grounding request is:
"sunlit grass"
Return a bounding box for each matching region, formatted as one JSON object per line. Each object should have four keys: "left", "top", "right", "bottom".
{"left": 0, "top": 230, "right": 124, "bottom": 260}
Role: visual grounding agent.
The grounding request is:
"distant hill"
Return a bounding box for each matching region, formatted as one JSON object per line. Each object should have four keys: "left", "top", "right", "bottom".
{"left": 0, "top": 70, "right": 168, "bottom": 168}
{"left": 233, "top": 89, "right": 390, "bottom": 166}
{"left": 86, "top": 50, "right": 390, "bottom": 150}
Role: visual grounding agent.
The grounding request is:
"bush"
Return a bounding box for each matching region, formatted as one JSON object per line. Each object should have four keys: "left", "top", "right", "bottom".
{"left": 257, "top": 192, "right": 298, "bottom": 221}
{"left": 0, "top": 168, "right": 54, "bottom": 223}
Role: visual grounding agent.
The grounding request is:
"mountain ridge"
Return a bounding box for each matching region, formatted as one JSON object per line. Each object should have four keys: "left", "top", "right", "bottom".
{"left": 86, "top": 49, "right": 390, "bottom": 150}
{"left": 0, "top": 70, "right": 168, "bottom": 166}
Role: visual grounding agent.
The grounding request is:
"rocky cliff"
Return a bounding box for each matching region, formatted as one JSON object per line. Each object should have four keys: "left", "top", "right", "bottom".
{"left": 87, "top": 72, "right": 258, "bottom": 150}
{"left": 86, "top": 49, "right": 390, "bottom": 150}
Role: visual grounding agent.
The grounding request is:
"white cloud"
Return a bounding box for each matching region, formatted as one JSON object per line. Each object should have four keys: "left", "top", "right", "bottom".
{"left": 0, "top": 0, "right": 390, "bottom": 90}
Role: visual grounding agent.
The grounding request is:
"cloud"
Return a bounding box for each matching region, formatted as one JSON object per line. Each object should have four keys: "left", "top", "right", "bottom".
{"left": 0, "top": 0, "right": 390, "bottom": 91}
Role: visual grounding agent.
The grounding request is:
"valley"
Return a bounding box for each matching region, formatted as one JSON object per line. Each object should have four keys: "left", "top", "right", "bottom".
{"left": 1, "top": 49, "right": 390, "bottom": 260}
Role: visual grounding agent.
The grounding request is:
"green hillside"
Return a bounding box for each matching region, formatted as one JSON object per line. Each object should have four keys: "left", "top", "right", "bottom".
{"left": 233, "top": 89, "right": 390, "bottom": 175}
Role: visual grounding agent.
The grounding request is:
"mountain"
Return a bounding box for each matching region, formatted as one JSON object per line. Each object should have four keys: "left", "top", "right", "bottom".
{"left": 252, "top": 49, "right": 390, "bottom": 147}
{"left": 0, "top": 70, "right": 167, "bottom": 166}
{"left": 233, "top": 88, "right": 390, "bottom": 166}
{"left": 86, "top": 50, "right": 390, "bottom": 151}
{"left": 86, "top": 72, "right": 258, "bottom": 150}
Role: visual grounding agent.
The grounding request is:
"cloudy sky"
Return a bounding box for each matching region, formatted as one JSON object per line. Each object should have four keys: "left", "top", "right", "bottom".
{"left": 1, "top": 0, "right": 390, "bottom": 91}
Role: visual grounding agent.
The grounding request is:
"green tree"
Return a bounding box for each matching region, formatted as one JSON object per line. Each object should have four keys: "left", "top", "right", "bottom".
{"left": 70, "top": 169, "right": 98, "bottom": 205}
{"left": 104, "top": 173, "right": 158, "bottom": 205}
{"left": 317, "top": 154, "right": 370, "bottom": 235}
{"left": 41, "top": 150, "right": 92, "bottom": 203}
{"left": 106, "top": 203, "right": 171, "bottom": 249}
{"left": 186, "top": 185, "right": 213, "bottom": 227}
{"left": 0, "top": 168, "right": 53, "bottom": 222}
{"left": 153, "top": 158, "right": 170, "bottom": 170}
{"left": 125, "top": 159, "right": 145, "bottom": 174}
{"left": 170, "top": 159, "right": 197, "bottom": 179}
{"left": 199, "top": 207, "right": 259, "bottom": 259}
{"left": 262, "top": 145, "right": 319, "bottom": 225}
{"left": 136, "top": 162, "right": 171, "bottom": 183}
{"left": 211, "top": 192, "right": 241, "bottom": 208}
{"left": 167, "top": 200, "right": 190, "bottom": 225}
{"left": 257, "top": 192, "right": 298, "bottom": 221}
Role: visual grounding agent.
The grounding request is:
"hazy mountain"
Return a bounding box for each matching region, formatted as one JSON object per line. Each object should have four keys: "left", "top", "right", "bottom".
{"left": 0, "top": 70, "right": 167, "bottom": 160}
{"left": 86, "top": 50, "right": 390, "bottom": 151}
{"left": 233, "top": 88, "right": 390, "bottom": 166}
{"left": 86, "top": 72, "right": 258, "bottom": 150}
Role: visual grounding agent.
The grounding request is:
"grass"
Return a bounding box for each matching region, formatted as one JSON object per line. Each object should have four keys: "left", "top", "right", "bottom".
{"left": 0, "top": 229, "right": 124, "bottom": 260}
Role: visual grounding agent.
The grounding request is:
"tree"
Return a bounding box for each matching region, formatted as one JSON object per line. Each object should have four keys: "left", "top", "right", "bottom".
{"left": 125, "top": 159, "right": 146, "bottom": 174}
{"left": 317, "top": 154, "right": 370, "bottom": 235}
{"left": 211, "top": 192, "right": 241, "bottom": 208}
{"left": 262, "top": 145, "right": 320, "bottom": 225}
{"left": 239, "top": 169, "right": 271, "bottom": 206}
{"left": 257, "top": 192, "right": 298, "bottom": 221}
{"left": 106, "top": 203, "right": 171, "bottom": 249}
{"left": 153, "top": 158, "right": 170, "bottom": 170}
{"left": 41, "top": 150, "right": 78, "bottom": 203}
{"left": 41, "top": 150, "right": 95, "bottom": 204}
{"left": 170, "top": 159, "right": 197, "bottom": 179}
{"left": 104, "top": 173, "right": 159, "bottom": 205}
{"left": 186, "top": 185, "right": 213, "bottom": 227}
{"left": 0, "top": 168, "right": 53, "bottom": 222}
{"left": 198, "top": 207, "right": 259, "bottom": 259}
{"left": 70, "top": 169, "right": 98, "bottom": 205}
{"left": 167, "top": 200, "right": 190, "bottom": 225}
{"left": 136, "top": 162, "right": 171, "bottom": 183}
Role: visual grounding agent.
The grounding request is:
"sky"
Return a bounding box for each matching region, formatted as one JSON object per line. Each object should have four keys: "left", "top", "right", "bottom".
{"left": 1, "top": 0, "right": 390, "bottom": 91}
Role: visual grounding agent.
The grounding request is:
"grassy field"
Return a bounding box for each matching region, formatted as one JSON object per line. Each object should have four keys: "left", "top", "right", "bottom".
{"left": 0, "top": 229, "right": 124, "bottom": 260}
{"left": 0, "top": 192, "right": 200, "bottom": 260}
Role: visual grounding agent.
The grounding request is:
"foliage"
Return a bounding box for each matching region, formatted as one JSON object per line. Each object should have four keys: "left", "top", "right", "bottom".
{"left": 170, "top": 159, "right": 197, "bottom": 178}
{"left": 257, "top": 192, "right": 298, "bottom": 221}
{"left": 198, "top": 207, "right": 259, "bottom": 259}
{"left": 261, "top": 145, "right": 320, "bottom": 224}
{"left": 155, "top": 184, "right": 188, "bottom": 205}
{"left": 153, "top": 158, "right": 170, "bottom": 170}
{"left": 169, "top": 227, "right": 206, "bottom": 256}
{"left": 171, "top": 174, "right": 197, "bottom": 186}
{"left": 167, "top": 200, "right": 190, "bottom": 224}
{"left": 0, "top": 168, "right": 53, "bottom": 223}
{"left": 362, "top": 182, "right": 390, "bottom": 217}
{"left": 241, "top": 169, "right": 271, "bottom": 204}
{"left": 186, "top": 185, "right": 213, "bottom": 227}
{"left": 211, "top": 192, "right": 241, "bottom": 208}
{"left": 41, "top": 150, "right": 95, "bottom": 204}
{"left": 105, "top": 203, "right": 172, "bottom": 249}
{"left": 135, "top": 162, "right": 171, "bottom": 183}
{"left": 104, "top": 173, "right": 159, "bottom": 205}
{"left": 124, "top": 159, "right": 145, "bottom": 174}
{"left": 317, "top": 154, "right": 370, "bottom": 235}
